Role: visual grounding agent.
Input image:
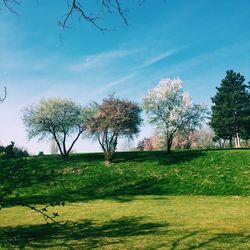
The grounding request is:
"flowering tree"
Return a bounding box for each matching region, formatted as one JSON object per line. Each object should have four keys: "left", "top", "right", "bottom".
{"left": 23, "top": 98, "right": 88, "bottom": 157}
{"left": 143, "top": 78, "right": 207, "bottom": 153}
{"left": 86, "top": 96, "right": 142, "bottom": 165}
{"left": 137, "top": 133, "right": 165, "bottom": 151}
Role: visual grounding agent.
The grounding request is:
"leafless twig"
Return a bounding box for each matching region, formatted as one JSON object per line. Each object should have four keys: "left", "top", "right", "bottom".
{"left": 2, "top": 0, "right": 19, "bottom": 15}
{"left": 0, "top": 86, "right": 7, "bottom": 103}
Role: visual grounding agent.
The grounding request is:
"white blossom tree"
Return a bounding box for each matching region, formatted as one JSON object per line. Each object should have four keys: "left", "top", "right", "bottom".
{"left": 23, "top": 98, "right": 88, "bottom": 157}
{"left": 143, "top": 78, "right": 208, "bottom": 153}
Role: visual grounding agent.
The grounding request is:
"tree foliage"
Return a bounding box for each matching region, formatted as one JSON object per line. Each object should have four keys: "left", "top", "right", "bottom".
{"left": 86, "top": 96, "right": 142, "bottom": 164}
{"left": 22, "top": 98, "right": 88, "bottom": 157}
{"left": 210, "top": 70, "right": 250, "bottom": 147}
{"left": 143, "top": 78, "right": 208, "bottom": 153}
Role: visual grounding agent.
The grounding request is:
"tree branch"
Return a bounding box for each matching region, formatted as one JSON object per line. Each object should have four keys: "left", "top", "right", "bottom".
{"left": 0, "top": 86, "right": 7, "bottom": 103}
{"left": 2, "top": 0, "right": 19, "bottom": 15}
{"left": 58, "top": 0, "right": 110, "bottom": 31}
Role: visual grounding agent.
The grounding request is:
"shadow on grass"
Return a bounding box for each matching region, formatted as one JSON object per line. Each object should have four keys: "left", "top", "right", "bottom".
{"left": 169, "top": 231, "right": 250, "bottom": 250}
{"left": 26, "top": 150, "right": 206, "bottom": 170}
{"left": 0, "top": 217, "right": 249, "bottom": 249}
{"left": 3, "top": 150, "right": 208, "bottom": 207}
{"left": 113, "top": 150, "right": 205, "bottom": 165}
{"left": 0, "top": 216, "right": 168, "bottom": 249}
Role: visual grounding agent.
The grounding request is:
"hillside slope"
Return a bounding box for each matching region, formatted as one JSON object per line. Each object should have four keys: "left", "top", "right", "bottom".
{"left": 1, "top": 149, "right": 249, "bottom": 204}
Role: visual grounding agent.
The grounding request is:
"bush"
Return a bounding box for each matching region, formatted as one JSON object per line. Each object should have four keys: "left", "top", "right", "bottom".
{"left": 0, "top": 141, "right": 29, "bottom": 158}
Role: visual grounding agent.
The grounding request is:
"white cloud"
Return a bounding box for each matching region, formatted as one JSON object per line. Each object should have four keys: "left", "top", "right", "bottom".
{"left": 68, "top": 49, "right": 141, "bottom": 72}
{"left": 93, "top": 73, "right": 137, "bottom": 97}
{"left": 143, "top": 48, "right": 182, "bottom": 67}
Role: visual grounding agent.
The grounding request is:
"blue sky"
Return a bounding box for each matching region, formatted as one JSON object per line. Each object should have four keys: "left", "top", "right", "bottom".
{"left": 0, "top": 0, "right": 250, "bottom": 154}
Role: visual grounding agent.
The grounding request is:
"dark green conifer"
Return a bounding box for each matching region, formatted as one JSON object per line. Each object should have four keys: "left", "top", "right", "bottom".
{"left": 210, "top": 70, "right": 250, "bottom": 147}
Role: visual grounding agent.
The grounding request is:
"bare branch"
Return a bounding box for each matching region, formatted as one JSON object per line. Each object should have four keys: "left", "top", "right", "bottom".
{"left": 2, "top": 0, "right": 19, "bottom": 15}
{"left": 2, "top": 0, "right": 140, "bottom": 31}
{"left": 24, "top": 204, "right": 59, "bottom": 223}
{"left": 114, "top": 0, "right": 128, "bottom": 25}
{"left": 0, "top": 86, "right": 7, "bottom": 103}
{"left": 58, "top": 0, "right": 110, "bottom": 31}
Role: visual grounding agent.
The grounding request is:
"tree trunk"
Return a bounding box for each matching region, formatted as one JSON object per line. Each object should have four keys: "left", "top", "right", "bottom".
{"left": 235, "top": 133, "right": 241, "bottom": 148}
{"left": 229, "top": 136, "right": 233, "bottom": 148}
{"left": 166, "top": 135, "right": 173, "bottom": 153}
{"left": 104, "top": 151, "right": 113, "bottom": 166}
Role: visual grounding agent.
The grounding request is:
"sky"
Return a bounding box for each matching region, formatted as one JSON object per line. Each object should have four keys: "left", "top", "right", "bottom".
{"left": 0, "top": 0, "right": 250, "bottom": 154}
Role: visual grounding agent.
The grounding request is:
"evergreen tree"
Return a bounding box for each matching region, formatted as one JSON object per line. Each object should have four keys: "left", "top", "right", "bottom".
{"left": 210, "top": 70, "right": 250, "bottom": 147}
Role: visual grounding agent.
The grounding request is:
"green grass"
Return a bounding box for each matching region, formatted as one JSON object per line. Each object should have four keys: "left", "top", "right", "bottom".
{"left": 0, "top": 149, "right": 250, "bottom": 249}
{"left": 0, "top": 196, "right": 249, "bottom": 249}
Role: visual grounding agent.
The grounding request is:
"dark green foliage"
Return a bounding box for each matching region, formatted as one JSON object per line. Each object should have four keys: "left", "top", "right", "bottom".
{"left": 0, "top": 141, "right": 29, "bottom": 158}
{"left": 210, "top": 70, "right": 250, "bottom": 145}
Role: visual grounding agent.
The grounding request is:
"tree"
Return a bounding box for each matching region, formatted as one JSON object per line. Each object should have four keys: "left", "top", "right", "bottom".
{"left": 0, "top": 95, "right": 64, "bottom": 225}
{"left": 1, "top": 0, "right": 136, "bottom": 31}
{"left": 137, "top": 133, "right": 165, "bottom": 151}
{"left": 171, "top": 128, "right": 215, "bottom": 149}
{"left": 143, "top": 78, "right": 207, "bottom": 153}
{"left": 22, "top": 98, "right": 88, "bottom": 157}
{"left": 86, "top": 96, "right": 142, "bottom": 165}
{"left": 210, "top": 70, "right": 250, "bottom": 147}
{"left": 0, "top": 86, "right": 7, "bottom": 103}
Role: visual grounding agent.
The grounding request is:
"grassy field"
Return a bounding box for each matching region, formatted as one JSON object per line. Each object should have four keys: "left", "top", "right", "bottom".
{"left": 0, "top": 149, "right": 249, "bottom": 249}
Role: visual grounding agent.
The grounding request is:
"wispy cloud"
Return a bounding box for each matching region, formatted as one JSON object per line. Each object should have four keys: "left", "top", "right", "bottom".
{"left": 143, "top": 47, "right": 183, "bottom": 67}
{"left": 92, "top": 73, "right": 136, "bottom": 97}
{"left": 162, "top": 41, "right": 250, "bottom": 76}
{"left": 69, "top": 49, "right": 140, "bottom": 72}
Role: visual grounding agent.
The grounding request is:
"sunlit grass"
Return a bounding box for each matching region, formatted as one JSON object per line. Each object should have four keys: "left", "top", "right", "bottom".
{"left": 0, "top": 149, "right": 249, "bottom": 248}
{"left": 0, "top": 196, "right": 249, "bottom": 249}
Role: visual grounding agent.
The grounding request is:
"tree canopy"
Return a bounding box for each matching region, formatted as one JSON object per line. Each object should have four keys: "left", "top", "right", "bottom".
{"left": 210, "top": 70, "right": 250, "bottom": 147}
{"left": 86, "top": 95, "right": 142, "bottom": 164}
{"left": 22, "top": 98, "right": 88, "bottom": 157}
{"left": 143, "top": 78, "right": 207, "bottom": 153}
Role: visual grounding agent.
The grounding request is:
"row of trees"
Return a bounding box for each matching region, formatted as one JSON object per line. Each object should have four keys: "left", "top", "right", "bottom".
{"left": 23, "top": 96, "right": 143, "bottom": 165}
{"left": 3, "top": 70, "right": 250, "bottom": 163}
{"left": 137, "top": 128, "right": 216, "bottom": 151}
{"left": 138, "top": 70, "right": 250, "bottom": 150}
{"left": 22, "top": 78, "right": 207, "bottom": 164}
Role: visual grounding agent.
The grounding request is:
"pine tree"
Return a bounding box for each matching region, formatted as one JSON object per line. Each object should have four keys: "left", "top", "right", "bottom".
{"left": 210, "top": 70, "right": 250, "bottom": 147}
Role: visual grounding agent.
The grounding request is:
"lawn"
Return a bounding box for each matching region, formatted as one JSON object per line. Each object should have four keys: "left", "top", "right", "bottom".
{"left": 0, "top": 149, "right": 249, "bottom": 249}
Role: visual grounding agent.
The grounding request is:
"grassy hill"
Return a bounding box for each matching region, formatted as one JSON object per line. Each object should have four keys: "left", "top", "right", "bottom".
{"left": 0, "top": 149, "right": 249, "bottom": 249}
{"left": 2, "top": 149, "right": 249, "bottom": 201}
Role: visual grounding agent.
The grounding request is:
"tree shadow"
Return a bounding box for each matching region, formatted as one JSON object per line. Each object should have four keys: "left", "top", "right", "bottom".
{"left": 1, "top": 150, "right": 208, "bottom": 207}
{"left": 1, "top": 218, "right": 249, "bottom": 249}
{"left": 186, "top": 232, "right": 250, "bottom": 250}
{"left": 0, "top": 216, "right": 169, "bottom": 249}
{"left": 113, "top": 150, "right": 205, "bottom": 165}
